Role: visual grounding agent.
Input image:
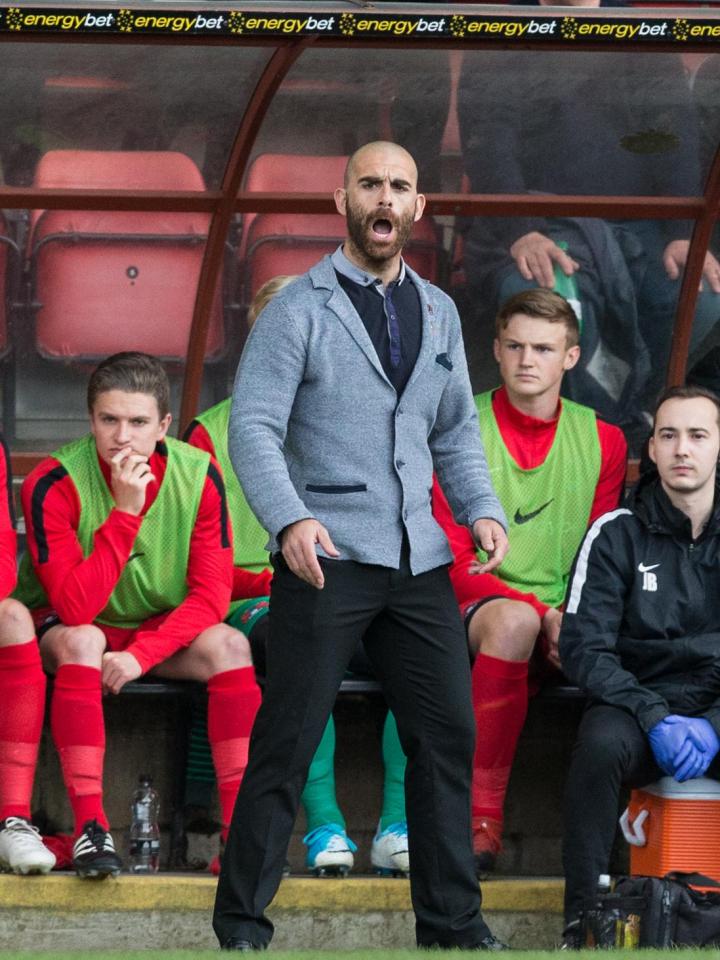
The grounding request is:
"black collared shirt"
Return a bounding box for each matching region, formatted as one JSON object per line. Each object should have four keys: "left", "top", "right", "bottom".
{"left": 332, "top": 248, "right": 422, "bottom": 397}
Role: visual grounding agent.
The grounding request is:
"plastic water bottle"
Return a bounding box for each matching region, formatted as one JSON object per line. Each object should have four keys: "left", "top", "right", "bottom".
{"left": 597, "top": 873, "right": 613, "bottom": 895}
{"left": 129, "top": 774, "right": 160, "bottom": 873}
{"left": 586, "top": 874, "right": 616, "bottom": 948}
{"left": 553, "top": 240, "right": 583, "bottom": 331}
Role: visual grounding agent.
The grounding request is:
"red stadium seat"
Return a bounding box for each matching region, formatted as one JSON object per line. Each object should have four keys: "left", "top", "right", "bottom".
{"left": 29, "top": 150, "right": 223, "bottom": 361}
{"left": 244, "top": 212, "right": 345, "bottom": 297}
{"left": 242, "top": 153, "right": 440, "bottom": 303}
{"left": 241, "top": 153, "right": 348, "bottom": 255}
{"left": 0, "top": 214, "right": 20, "bottom": 438}
{"left": 0, "top": 214, "right": 14, "bottom": 359}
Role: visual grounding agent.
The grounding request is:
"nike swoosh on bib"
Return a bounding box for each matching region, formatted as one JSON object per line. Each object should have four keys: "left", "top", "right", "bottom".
{"left": 514, "top": 499, "right": 554, "bottom": 525}
{"left": 637, "top": 562, "right": 660, "bottom": 573}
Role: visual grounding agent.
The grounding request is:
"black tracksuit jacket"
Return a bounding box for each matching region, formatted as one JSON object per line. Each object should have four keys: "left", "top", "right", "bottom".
{"left": 559, "top": 472, "right": 720, "bottom": 736}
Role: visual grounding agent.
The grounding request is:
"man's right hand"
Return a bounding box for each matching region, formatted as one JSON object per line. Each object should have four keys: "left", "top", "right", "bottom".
{"left": 676, "top": 717, "right": 720, "bottom": 780}
{"left": 281, "top": 518, "right": 340, "bottom": 589}
{"left": 647, "top": 715, "right": 710, "bottom": 780}
{"left": 663, "top": 239, "right": 720, "bottom": 293}
{"left": 109, "top": 446, "right": 155, "bottom": 516}
{"left": 541, "top": 607, "right": 563, "bottom": 670}
{"left": 102, "top": 650, "right": 142, "bottom": 695}
{"left": 469, "top": 519, "right": 509, "bottom": 574}
{"left": 509, "top": 231, "right": 579, "bottom": 288}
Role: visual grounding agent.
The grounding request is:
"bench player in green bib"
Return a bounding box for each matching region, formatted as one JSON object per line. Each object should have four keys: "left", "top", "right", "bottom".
{"left": 433, "top": 289, "right": 627, "bottom": 876}
{"left": 185, "top": 276, "right": 410, "bottom": 878}
{"left": 16, "top": 352, "right": 261, "bottom": 878}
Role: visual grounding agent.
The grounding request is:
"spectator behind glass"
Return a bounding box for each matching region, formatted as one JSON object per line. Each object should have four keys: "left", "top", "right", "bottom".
{"left": 685, "top": 53, "right": 720, "bottom": 392}
{"left": 458, "top": 0, "right": 720, "bottom": 446}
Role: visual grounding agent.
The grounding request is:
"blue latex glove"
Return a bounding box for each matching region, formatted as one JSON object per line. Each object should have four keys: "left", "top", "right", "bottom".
{"left": 682, "top": 718, "right": 720, "bottom": 778}
{"left": 684, "top": 717, "right": 720, "bottom": 753}
{"left": 651, "top": 716, "right": 720, "bottom": 781}
{"left": 648, "top": 716, "right": 690, "bottom": 775}
{"left": 673, "top": 737, "right": 706, "bottom": 782}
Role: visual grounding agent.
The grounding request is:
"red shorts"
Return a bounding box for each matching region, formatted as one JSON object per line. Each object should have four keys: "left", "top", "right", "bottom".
{"left": 34, "top": 608, "right": 172, "bottom": 652}
{"left": 460, "top": 596, "right": 562, "bottom": 695}
{"left": 460, "top": 595, "right": 505, "bottom": 626}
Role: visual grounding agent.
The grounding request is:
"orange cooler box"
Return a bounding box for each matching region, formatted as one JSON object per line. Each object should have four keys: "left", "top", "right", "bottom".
{"left": 620, "top": 777, "right": 720, "bottom": 884}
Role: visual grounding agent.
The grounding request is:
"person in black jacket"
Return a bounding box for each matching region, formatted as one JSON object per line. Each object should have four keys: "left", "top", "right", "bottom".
{"left": 458, "top": 0, "right": 720, "bottom": 432}
{"left": 559, "top": 383, "right": 720, "bottom": 946}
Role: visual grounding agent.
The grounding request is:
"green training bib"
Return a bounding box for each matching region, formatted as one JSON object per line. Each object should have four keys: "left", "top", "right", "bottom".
{"left": 476, "top": 391, "right": 601, "bottom": 608}
{"left": 16, "top": 434, "right": 208, "bottom": 628}
{"left": 195, "top": 398, "right": 269, "bottom": 573}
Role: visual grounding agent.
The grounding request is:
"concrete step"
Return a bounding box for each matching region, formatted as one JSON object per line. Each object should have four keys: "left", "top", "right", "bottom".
{"left": 0, "top": 874, "right": 563, "bottom": 950}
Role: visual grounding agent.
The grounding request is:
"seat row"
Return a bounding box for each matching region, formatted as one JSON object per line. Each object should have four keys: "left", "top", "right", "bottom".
{"left": 0, "top": 149, "right": 444, "bottom": 437}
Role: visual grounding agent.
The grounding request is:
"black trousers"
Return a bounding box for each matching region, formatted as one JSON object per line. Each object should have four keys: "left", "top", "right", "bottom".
{"left": 213, "top": 552, "right": 492, "bottom": 949}
{"left": 562, "top": 703, "right": 720, "bottom": 924}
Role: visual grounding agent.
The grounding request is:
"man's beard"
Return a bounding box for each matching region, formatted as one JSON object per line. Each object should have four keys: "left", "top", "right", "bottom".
{"left": 345, "top": 199, "right": 415, "bottom": 264}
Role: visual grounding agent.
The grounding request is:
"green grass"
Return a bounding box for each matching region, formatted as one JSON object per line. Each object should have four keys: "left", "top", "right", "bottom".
{"left": 0, "top": 952, "right": 715, "bottom": 959}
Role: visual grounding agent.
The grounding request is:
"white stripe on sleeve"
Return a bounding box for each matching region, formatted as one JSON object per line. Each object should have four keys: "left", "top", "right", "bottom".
{"left": 566, "top": 508, "right": 632, "bottom": 615}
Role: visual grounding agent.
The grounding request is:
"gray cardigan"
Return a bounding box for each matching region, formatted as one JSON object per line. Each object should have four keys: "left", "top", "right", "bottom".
{"left": 228, "top": 255, "right": 505, "bottom": 574}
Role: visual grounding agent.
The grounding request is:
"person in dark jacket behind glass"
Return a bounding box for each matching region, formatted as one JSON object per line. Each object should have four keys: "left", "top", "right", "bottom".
{"left": 458, "top": 0, "right": 720, "bottom": 432}
{"left": 559, "top": 383, "right": 720, "bottom": 946}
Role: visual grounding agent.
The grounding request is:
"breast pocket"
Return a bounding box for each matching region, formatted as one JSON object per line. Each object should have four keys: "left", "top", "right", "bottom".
{"left": 305, "top": 483, "right": 368, "bottom": 494}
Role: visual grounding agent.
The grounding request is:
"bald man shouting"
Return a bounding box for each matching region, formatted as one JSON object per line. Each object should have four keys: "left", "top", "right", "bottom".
{"left": 213, "top": 142, "right": 508, "bottom": 952}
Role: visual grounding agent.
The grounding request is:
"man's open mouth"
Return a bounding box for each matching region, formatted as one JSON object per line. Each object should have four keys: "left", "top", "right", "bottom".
{"left": 372, "top": 218, "right": 393, "bottom": 236}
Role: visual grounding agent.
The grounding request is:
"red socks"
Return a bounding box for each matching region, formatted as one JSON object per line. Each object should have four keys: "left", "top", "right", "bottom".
{"left": 0, "top": 640, "right": 46, "bottom": 821}
{"left": 5, "top": 654, "right": 261, "bottom": 838}
{"left": 207, "top": 666, "right": 261, "bottom": 838}
{"left": 471, "top": 653, "right": 529, "bottom": 822}
{"left": 50, "top": 664, "right": 109, "bottom": 835}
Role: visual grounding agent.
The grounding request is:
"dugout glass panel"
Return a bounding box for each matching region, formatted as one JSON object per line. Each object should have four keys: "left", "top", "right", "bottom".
{"left": 0, "top": 41, "right": 271, "bottom": 189}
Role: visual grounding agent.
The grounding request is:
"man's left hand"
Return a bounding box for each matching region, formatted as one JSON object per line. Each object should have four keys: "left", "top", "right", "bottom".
{"left": 469, "top": 519, "right": 509, "bottom": 574}
{"left": 679, "top": 717, "right": 720, "bottom": 779}
{"left": 663, "top": 240, "right": 720, "bottom": 293}
{"left": 102, "top": 650, "right": 142, "bottom": 694}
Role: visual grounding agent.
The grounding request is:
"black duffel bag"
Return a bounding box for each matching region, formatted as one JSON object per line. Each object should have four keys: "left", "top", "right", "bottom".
{"left": 582, "top": 872, "right": 720, "bottom": 948}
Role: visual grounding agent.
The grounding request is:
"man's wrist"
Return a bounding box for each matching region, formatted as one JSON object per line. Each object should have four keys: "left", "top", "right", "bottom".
{"left": 278, "top": 516, "right": 318, "bottom": 545}
{"left": 122, "top": 644, "right": 148, "bottom": 676}
{"left": 638, "top": 705, "right": 671, "bottom": 735}
{"left": 470, "top": 514, "right": 507, "bottom": 541}
{"left": 701, "top": 712, "right": 720, "bottom": 740}
{"left": 109, "top": 506, "right": 143, "bottom": 526}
